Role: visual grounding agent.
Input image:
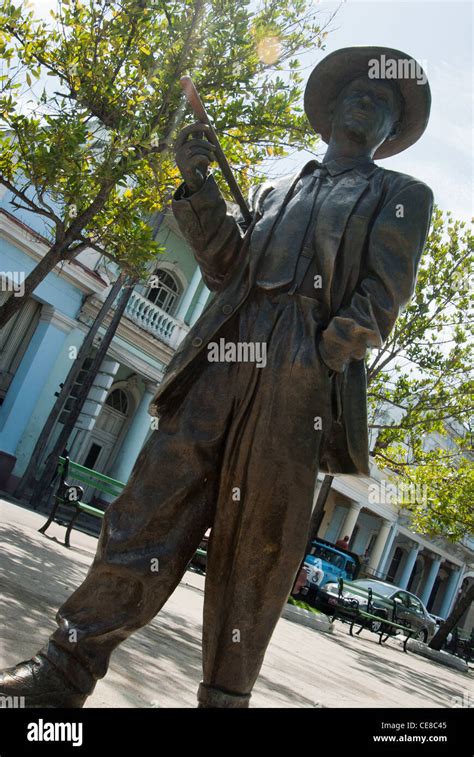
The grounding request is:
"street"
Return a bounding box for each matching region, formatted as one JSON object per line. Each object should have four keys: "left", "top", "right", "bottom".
{"left": 0, "top": 499, "right": 471, "bottom": 709}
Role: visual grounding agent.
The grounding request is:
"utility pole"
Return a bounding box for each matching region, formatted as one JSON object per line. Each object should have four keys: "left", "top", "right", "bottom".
{"left": 291, "top": 474, "right": 334, "bottom": 594}
{"left": 307, "top": 475, "right": 335, "bottom": 543}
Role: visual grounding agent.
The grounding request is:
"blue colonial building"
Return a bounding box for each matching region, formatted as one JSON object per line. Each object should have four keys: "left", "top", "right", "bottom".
{"left": 0, "top": 187, "right": 209, "bottom": 488}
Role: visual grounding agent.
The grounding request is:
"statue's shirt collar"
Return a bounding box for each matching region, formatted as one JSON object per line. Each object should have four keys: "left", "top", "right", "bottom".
{"left": 301, "top": 156, "right": 377, "bottom": 179}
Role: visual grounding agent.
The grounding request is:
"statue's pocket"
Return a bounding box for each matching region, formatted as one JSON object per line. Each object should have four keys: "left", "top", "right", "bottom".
{"left": 315, "top": 341, "right": 343, "bottom": 422}
{"left": 330, "top": 371, "right": 344, "bottom": 424}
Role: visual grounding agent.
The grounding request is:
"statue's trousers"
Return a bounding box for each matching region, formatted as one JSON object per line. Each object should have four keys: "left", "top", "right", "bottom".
{"left": 42, "top": 289, "right": 331, "bottom": 699}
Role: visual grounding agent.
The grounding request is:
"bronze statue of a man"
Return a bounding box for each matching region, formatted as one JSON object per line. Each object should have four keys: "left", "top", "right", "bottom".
{"left": 0, "top": 47, "right": 433, "bottom": 708}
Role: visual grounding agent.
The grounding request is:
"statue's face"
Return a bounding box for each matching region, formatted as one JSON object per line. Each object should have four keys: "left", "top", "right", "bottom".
{"left": 331, "top": 77, "right": 402, "bottom": 151}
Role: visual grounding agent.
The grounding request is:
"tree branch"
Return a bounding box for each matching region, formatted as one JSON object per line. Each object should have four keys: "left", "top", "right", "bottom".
{"left": 0, "top": 175, "right": 59, "bottom": 222}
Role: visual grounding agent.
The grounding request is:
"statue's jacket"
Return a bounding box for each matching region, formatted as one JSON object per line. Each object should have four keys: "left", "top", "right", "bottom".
{"left": 150, "top": 160, "right": 433, "bottom": 477}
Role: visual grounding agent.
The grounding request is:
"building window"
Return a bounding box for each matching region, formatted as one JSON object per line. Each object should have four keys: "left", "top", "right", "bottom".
{"left": 349, "top": 526, "right": 359, "bottom": 551}
{"left": 0, "top": 296, "right": 41, "bottom": 404}
{"left": 387, "top": 546, "right": 403, "bottom": 583}
{"left": 106, "top": 388, "right": 129, "bottom": 415}
{"left": 146, "top": 269, "right": 181, "bottom": 314}
{"left": 365, "top": 533, "right": 377, "bottom": 556}
{"left": 83, "top": 442, "right": 102, "bottom": 470}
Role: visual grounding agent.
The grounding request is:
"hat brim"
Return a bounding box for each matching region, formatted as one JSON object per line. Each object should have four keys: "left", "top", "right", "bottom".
{"left": 304, "top": 46, "right": 431, "bottom": 159}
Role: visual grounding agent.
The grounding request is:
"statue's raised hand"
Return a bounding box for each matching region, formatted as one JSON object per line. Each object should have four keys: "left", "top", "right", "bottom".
{"left": 175, "top": 122, "right": 216, "bottom": 193}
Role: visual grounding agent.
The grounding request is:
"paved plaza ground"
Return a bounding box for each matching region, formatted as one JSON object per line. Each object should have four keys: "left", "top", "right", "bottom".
{"left": 0, "top": 498, "right": 472, "bottom": 709}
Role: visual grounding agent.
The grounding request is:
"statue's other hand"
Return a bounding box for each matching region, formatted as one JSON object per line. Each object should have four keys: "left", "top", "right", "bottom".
{"left": 175, "top": 122, "right": 216, "bottom": 193}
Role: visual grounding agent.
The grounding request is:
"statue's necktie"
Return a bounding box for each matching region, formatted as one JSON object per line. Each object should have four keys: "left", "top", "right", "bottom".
{"left": 289, "top": 165, "right": 329, "bottom": 294}
{"left": 255, "top": 164, "right": 329, "bottom": 291}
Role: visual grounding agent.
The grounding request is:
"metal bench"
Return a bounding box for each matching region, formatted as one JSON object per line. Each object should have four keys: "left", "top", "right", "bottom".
{"left": 348, "top": 608, "right": 416, "bottom": 651}
{"left": 334, "top": 578, "right": 416, "bottom": 652}
{"left": 39, "top": 457, "right": 212, "bottom": 577}
{"left": 39, "top": 456, "right": 125, "bottom": 547}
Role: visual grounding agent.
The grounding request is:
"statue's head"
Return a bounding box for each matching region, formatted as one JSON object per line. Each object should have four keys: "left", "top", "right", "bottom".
{"left": 304, "top": 47, "right": 431, "bottom": 159}
{"left": 329, "top": 77, "right": 404, "bottom": 155}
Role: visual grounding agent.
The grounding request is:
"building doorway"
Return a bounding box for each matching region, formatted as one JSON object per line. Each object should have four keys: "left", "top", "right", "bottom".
{"left": 386, "top": 546, "right": 404, "bottom": 584}
{"left": 79, "top": 387, "right": 132, "bottom": 500}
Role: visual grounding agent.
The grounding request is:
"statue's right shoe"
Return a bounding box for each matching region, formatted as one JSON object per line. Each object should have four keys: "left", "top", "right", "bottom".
{"left": 0, "top": 654, "right": 89, "bottom": 708}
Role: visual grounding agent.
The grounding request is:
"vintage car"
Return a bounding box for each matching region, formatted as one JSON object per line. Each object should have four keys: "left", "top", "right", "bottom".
{"left": 315, "top": 578, "right": 437, "bottom": 642}
{"left": 299, "top": 538, "right": 360, "bottom": 605}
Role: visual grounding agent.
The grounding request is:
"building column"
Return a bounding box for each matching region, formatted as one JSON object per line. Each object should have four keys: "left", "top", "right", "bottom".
{"left": 75, "top": 359, "right": 120, "bottom": 432}
{"left": 439, "top": 566, "right": 462, "bottom": 618}
{"left": 377, "top": 523, "right": 399, "bottom": 578}
{"left": 339, "top": 501, "right": 361, "bottom": 541}
{"left": 0, "top": 306, "right": 72, "bottom": 466}
{"left": 367, "top": 519, "right": 392, "bottom": 575}
{"left": 398, "top": 541, "right": 420, "bottom": 589}
{"left": 108, "top": 383, "right": 156, "bottom": 485}
{"left": 189, "top": 281, "right": 211, "bottom": 326}
{"left": 176, "top": 266, "right": 202, "bottom": 323}
{"left": 420, "top": 555, "right": 442, "bottom": 606}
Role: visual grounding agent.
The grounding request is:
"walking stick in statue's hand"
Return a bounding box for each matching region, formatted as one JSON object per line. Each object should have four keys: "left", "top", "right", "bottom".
{"left": 179, "top": 75, "right": 252, "bottom": 226}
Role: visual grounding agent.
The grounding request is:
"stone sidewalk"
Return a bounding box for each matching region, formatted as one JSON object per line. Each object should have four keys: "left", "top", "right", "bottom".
{"left": 1, "top": 498, "right": 471, "bottom": 708}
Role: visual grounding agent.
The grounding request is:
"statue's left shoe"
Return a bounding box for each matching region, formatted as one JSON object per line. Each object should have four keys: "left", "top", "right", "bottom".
{"left": 0, "top": 655, "right": 90, "bottom": 708}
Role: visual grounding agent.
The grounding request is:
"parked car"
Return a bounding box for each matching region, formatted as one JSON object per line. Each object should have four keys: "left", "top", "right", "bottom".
{"left": 300, "top": 538, "right": 361, "bottom": 604}
{"left": 315, "top": 578, "right": 437, "bottom": 642}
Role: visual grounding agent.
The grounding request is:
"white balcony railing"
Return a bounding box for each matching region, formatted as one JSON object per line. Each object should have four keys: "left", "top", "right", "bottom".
{"left": 125, "top": 290, "right": 189, "bottom": 348}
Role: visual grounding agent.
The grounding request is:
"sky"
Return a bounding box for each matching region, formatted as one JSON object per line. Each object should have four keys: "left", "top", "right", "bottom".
{"left": 29, "top": 0, "right": 473, "bottom": 221}
{"left": 268, "top": 0, "right": 473, "bottom": 222}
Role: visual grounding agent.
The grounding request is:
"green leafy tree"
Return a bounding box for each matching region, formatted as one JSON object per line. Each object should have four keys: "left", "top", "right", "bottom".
{"left": 0, "top": 0, "right": 332, "bottom": 327}
{"left": 309, "top": 210, "right": 473, "bottom": 555}
{"left": 309, "top": 210, "right": 473, "bottom": 645}
{"left": 367, "top": 207, "right": 473, "bottom": 541}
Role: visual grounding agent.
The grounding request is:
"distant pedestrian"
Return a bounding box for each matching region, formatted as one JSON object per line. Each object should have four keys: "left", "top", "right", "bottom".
{"left": 335, "top": 535, "right": 350, "bottom": 551}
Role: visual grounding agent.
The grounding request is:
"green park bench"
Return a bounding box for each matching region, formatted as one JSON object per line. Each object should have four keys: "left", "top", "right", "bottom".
{"left": 333, "top": 578, "right": 417, "bottom": 653}
{"left": 348, "top": 608, "right": 416, "bottom": 652}
{"left": 39, "top": 456, "right": 125, "bottom": 548}
{"left": 39, "top": 456, "right": 210, "bottom": 570}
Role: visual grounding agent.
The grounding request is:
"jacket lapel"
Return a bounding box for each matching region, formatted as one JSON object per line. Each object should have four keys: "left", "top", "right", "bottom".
{"left": 313, "top": 172, "right": 370, "bottom": 312}
{"left": 248, "top": 170, "right": 304, "bottom": 281}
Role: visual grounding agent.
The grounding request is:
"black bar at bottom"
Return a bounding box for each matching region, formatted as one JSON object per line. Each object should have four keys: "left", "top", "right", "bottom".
{"left": 0, "top": 706, "right": 470, "bottom": 755}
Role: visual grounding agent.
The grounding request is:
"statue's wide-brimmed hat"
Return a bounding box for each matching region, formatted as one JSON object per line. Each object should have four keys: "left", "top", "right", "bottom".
{"left": 304, "top": 46, "right": 431, "bottom": 159}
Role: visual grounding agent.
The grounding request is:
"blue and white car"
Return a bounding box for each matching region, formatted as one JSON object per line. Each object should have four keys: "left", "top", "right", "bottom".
{"left": 300, "top": 538, "right": 360, "bottom": 602}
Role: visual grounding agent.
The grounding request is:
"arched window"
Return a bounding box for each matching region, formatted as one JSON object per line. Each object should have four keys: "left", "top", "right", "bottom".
{"left": 105, "top": 388, "right": 129, "bottom": 415}
{"left": 0, "top": 296, "right": 41, "bottom": 404}
{"left": 146, "top": 269, "right": 181, "bottom": 314}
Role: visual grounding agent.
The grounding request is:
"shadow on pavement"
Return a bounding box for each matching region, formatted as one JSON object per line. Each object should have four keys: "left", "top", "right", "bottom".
{"left": 320, "top": 621, "right": 466, "bottom": 706}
